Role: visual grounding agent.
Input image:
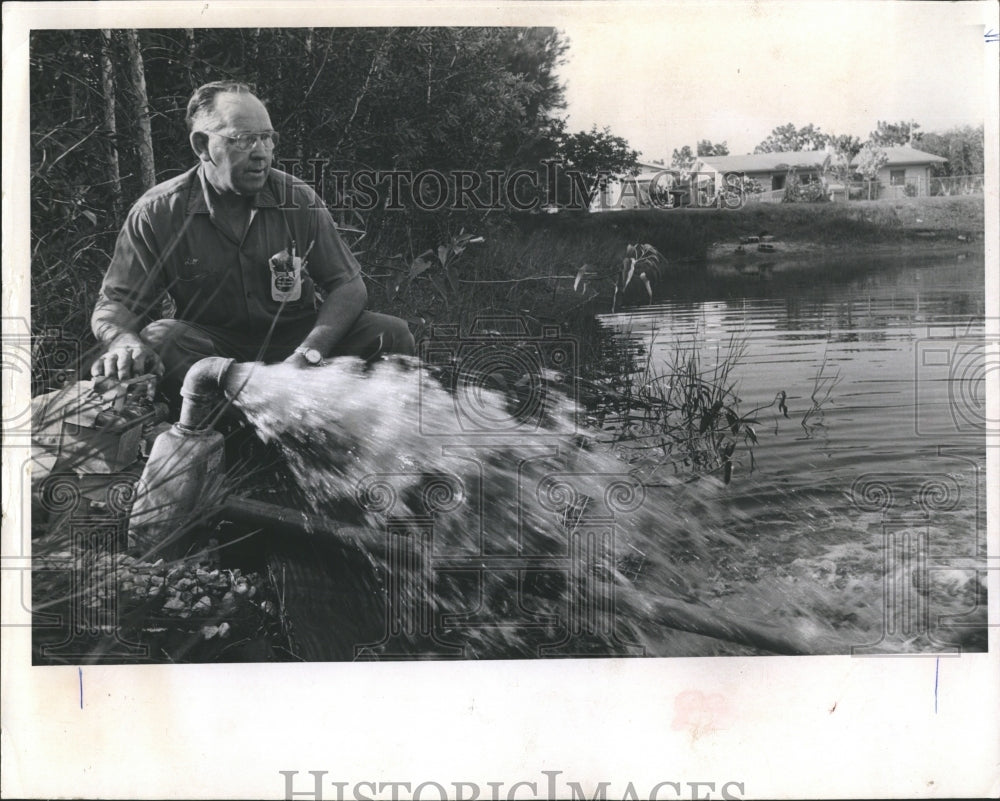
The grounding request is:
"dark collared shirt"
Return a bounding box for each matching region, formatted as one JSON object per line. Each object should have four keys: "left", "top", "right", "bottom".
{"left": 97, "top": 165, "right": 361, "bottom": 336}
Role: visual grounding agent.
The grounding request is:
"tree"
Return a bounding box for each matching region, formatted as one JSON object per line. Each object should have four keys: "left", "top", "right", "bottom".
{"left": 99, "top": 30, "right": 122, "bottom": 222}
{"left": 754, "top": 123, "right": 828, "bottom": 153}
{"left": 555, "top": 125, "right": 639, "bottom": 206}
{"left": 124, "top": 29, "right": 156, "bottom": 191}
{"left": 854, "top": 142, "right": 888, "bottom": 199}
{"left": 670, "top": 145, "right": 694, "bottom": 169}
{"left": 869, "top": 119, "right": 921, "bottom": 147}
{"left": 919, "top": 125, "right": 984, "bottom": 177}
{"left": 696, "top": 139, "right": 729, "bottom": 156}
{"left": 826, "top": 134, "right": 863, "bottom": 159}
{"left": 822, "top": 134, "right": 862, "bottom": 189}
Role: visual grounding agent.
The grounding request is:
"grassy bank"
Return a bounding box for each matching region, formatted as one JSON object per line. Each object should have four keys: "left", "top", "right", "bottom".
{"left": 504, "top": 194, "right": 984, "bottom": 256}
{"left": 376, "top": 195, "right": 984, "bottom": 340}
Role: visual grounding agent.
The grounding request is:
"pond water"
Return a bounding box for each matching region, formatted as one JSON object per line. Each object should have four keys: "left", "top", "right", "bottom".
{"left": 599, "top": 250, "right": 988, "bottom": 654}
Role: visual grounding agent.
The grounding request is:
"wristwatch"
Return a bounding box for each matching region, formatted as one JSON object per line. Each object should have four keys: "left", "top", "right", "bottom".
{"left": 294, "top": 346, "right": 323, "bottom": 365}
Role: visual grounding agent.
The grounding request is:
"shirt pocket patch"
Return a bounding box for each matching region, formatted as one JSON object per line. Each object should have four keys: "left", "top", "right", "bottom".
{"left": 178, "top": 256, "right": 209, "bottom": 281}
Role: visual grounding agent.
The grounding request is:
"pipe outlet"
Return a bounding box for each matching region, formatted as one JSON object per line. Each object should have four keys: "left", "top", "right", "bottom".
{"left": 178, "top": 357, "right": 235, "bottom": 430}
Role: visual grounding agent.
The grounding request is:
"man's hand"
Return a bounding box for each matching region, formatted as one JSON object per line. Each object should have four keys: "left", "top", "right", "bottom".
{"left": 91, "top": 332, "right": 164, "bottom": 382}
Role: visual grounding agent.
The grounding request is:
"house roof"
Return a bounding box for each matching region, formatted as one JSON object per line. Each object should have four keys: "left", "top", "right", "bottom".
{"left": 862, "top": 145, "right": 948, "bottom": 166}
{"left": 695, "top": 145, "right": 947, "bottom": 174}
{"left": 696, "top": 150, "right": 830, "bottom": 174}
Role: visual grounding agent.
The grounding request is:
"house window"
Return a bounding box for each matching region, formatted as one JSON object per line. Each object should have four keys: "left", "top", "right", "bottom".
{"left": 890, "top": 169, "right": 906, "bottom": 186}
{"left": 771, "top": 174, "right": 785, "bottom": 191}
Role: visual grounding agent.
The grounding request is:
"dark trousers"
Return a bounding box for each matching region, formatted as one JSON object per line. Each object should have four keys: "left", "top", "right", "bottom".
{"left": 141, "top": 311, "right": 415, "bottom": 399}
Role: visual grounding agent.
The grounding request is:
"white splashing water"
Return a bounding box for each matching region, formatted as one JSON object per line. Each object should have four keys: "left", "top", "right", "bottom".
{"left": 230, "top": 356, "right": 855, "bottom": 658}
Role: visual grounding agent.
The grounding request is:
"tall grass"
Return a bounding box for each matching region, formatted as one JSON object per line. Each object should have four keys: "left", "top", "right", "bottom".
{"left": 584, "top": 329, "right": 781, "bottom": 485}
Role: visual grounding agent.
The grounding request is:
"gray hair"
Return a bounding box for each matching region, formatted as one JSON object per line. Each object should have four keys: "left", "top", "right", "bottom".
{"left": 185, "top": 81, "right": 256, "bottom": 131}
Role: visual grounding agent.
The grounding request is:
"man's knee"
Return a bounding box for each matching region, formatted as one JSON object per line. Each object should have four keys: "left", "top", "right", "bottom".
{"left": 381, "top": 315, "right": 415, "bottom": 357}
{"left": 140, "top": 319, "right": 220, "bottom": 389}
{"left": 141, "top": 319, "right": 213, "bottom": 352}
{"left": 336, "top": 312, "right": 415, "bottom": 359}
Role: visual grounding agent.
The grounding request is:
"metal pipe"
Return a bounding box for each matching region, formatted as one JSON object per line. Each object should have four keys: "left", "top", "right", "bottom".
{"left": 176, "top": 357, "right": 264, "bottom": 430}
{"left": 219, "top": 495, "right": 373, "bottom": 543}
{"left": 178, "top": 356, "right": 235, "bottom": 430}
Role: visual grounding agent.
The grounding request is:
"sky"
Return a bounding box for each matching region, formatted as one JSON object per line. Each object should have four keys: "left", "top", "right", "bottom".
{"left": 556, "top": 1, "right": 989, "bottom": 161}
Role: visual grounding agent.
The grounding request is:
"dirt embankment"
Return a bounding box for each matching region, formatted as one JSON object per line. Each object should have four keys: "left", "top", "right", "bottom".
{"left": 700, "top": 196, "right": 984, "bottom": 268}
{"left": 504, "top": 195, "right": 983, "bottom": 270}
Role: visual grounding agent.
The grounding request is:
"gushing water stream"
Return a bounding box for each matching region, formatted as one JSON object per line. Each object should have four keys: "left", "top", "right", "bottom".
{"left": 231, "top": 356, "right": 856, "bottom": 658}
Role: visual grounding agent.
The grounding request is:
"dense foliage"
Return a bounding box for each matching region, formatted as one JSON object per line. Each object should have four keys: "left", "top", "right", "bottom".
{"left": 553, "top": 125, "right": 639, "bottom": 204}
{"left": 753, "top": 122, "right": 829, "bottom": 153}
{"left": 918, "top": 125, "right": 985, "bottom": 177}
{"left": 867, "top": 119, "right": 921, "bottom": 147}
{"left": 696, "top": 139, "right": 729, "bottom": 157}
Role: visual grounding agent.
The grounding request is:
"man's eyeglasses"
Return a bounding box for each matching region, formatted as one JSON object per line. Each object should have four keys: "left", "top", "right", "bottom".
{"left": 203, "top": 130, "right": 279, "bottom": 152}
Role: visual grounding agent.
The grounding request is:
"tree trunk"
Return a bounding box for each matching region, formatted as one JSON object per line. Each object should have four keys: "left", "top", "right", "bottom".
{"left": 68, "top": 32, "right": 82, "bottom": 119}
{"left": 100, "top": 30, "right": 122, "bottom": 223}
{"left": 185, "top": 29, "right": 196, "bottom": 83}
{"left": 125, "top": 29, "right": 156, "bottom": 191}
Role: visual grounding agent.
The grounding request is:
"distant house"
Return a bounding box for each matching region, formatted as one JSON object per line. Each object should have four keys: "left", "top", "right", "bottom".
{"left": 851, "top": 145, "right": 948, "bottom": 199}
{"left": 590, "top": 161, "right": 680, "bottom": 211}
{"left": 693, "top": 150, "right": 832, "bottom": 199}
{"left": 587, "top": 145, "right": 949, "bottom": 211}
{"left": 694, "top": 145, "right": 948, "bottom": 201}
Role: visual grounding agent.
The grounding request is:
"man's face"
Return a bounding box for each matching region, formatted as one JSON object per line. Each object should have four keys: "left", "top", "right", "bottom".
{"left": 193, "top": 92, "right": 275, "bottom": 196}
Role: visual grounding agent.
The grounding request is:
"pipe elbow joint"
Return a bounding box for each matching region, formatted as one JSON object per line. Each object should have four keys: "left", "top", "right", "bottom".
{"left": 178, "top": 356, "right": 235, "bottom": 430}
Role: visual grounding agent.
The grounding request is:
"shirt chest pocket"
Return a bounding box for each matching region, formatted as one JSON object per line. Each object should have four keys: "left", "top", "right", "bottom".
{"left": 172, "top": 227, "right": 218, "bottom": 282}
{"left": 177, "top": 255, "right": 210, "bottom": 281}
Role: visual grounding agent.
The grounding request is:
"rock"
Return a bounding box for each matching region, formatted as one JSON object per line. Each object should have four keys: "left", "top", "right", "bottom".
{"left": 201, "top": 625, "right": 220, "bottom": 640}
{"left": 162, "top": 597, "right": 185, "bottom": 612}
{"left": 217, "top": 622, "right": 231, "bottom": 638}
{"left": 193, "top": 595, "right": 212, "bottom": 613}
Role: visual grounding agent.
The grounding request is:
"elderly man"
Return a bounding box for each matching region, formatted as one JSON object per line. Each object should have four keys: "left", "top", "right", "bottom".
{"left": 91, "top": 80, "right": 414, "bottom": 396}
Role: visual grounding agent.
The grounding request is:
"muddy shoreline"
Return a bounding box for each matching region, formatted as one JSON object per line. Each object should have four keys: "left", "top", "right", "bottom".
{"left": 704, "top": 238, "right": 982, "bottom": 276}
